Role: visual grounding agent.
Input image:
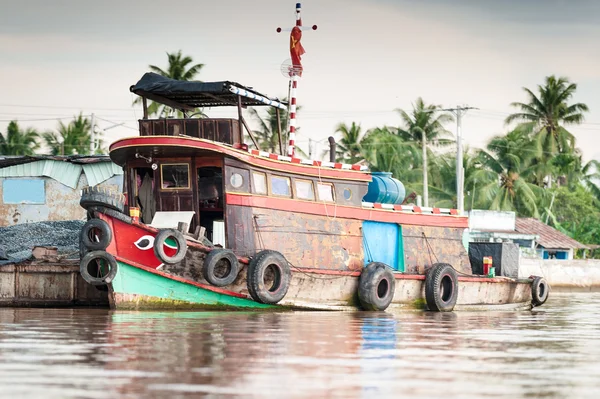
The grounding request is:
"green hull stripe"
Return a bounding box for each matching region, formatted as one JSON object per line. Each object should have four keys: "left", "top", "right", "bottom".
{"left": 112, "top": 261, "right": 273, "bottom": 309}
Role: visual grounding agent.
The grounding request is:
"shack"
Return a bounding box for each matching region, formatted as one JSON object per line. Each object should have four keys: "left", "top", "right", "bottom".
{"left": 0, "top": 155, "right": 123, "bottom": 226}
{"left": 468, "top": 210, "right": 589, "bottom": 260}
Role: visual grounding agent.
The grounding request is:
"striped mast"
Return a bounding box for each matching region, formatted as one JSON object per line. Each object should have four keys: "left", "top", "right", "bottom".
{"left": 277, "top": 3, "right": 317, "bottom": 157}
{"left": 288, "top": 3, "right": 302, "bottom": 157}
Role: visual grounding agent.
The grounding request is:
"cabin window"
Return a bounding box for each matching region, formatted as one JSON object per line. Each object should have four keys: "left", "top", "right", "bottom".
{"left": 226, "top": 167, "right": 249, "bottom": 192}
{"left": 317, "top": 182, "right": 335, "bottom": 202}
{"left": 161, "top": 163, "right": 190, "bottom": 189}
{"left": 252, "top": 172, "right": 267, "bottom": 194}
{"left": 295, "top": 179, "right": 315, "bottom": 200}
{"left": 343, "top": 187, "right": 352, "bottom": 201}
{"left": 230, "top": 173, "right": 244, "bottom": 188}
{"left": 271, "top": 176, "right": 291, "bottom": 197}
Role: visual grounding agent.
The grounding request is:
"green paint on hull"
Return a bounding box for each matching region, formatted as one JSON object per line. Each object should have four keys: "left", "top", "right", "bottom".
{"left": 111, "top": 261, "right": 274, "bottom": 310}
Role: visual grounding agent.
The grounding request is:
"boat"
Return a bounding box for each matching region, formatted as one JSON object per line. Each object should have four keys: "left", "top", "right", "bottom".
{"left": 77, "top": 4, "right": 549, "bottom": 312}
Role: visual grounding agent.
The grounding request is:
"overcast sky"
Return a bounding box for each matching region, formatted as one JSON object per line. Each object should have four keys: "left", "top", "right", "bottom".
{"left": 1, "top": 0, "right": 599, "bottom": 160}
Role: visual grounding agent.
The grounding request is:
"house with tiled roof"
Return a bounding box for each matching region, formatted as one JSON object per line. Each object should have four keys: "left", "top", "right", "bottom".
{"left": 468, "top": 210, "right": 589, "bottom": 260}
{"left": 515, "top": 217, "right": 589, "bottom": 260}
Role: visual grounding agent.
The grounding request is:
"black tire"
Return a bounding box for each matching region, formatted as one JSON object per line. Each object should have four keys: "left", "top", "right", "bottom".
{"left": 80, "top": 218, "right": 112, "bottom": 251}
{"left": 425, "top": 263, "right": 459, "bottom": 312}
{"left": 247, "top": 250, "right": 291, "bottom": 304}
{"left": 153, "top": 229, "right": 187, "bottom": 265}
{"left": 80, "top": 250, "right": 118, "bottom": 286}
{"left": 358, "top": 262, "right": 396, "bottom": 311}
{"left": 80, "top": 186, "right": 125, "bottom": 213}
{"left": 203, "top": 248, "right": 240, "bottom": 287}
{"left": 531, "top": 276, "right": 549, "bottom": 307}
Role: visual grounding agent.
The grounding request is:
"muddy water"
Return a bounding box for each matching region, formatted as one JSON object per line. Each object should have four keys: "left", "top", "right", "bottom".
{"left": 0, "top": 294, "right": 599, "bottom": 398}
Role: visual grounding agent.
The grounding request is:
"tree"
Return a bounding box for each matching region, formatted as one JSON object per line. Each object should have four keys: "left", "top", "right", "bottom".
{"left": 0, "top": 121, "right": 40, "bottom": 155}
{"left": 334, "top": 122, "right": 365, "bottom": 164}
{"left": 472, "top": 130, "right": 543, "bottom": 216}
{"left": 133, "top": 50, "right": 205, "bottom": 117}
{"left": 42, "top": 113, "right": 100, "bottom": 155}
{"left": 361, "top": 127, "right": 422, "bottom": 195}
{"left": 396, "top": 98, "right": 455, "bottom": 206}
{"left": 246, "top": 100, "right": 307, "bottom": 156}
{"left": 505, "top": 75, "right": 589, "bottom": 186}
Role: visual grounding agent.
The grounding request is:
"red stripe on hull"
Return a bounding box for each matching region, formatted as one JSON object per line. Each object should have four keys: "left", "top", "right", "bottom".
{"left": 226, "top": 193, "right": 468, "bottom": 228}
{"left": 110, "top": 136, "right": 371, "bottom": 181}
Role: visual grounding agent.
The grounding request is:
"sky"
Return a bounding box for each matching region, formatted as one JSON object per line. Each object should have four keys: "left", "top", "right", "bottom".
{"left": 1, "top": 0, "right": 599, "bottom": 161}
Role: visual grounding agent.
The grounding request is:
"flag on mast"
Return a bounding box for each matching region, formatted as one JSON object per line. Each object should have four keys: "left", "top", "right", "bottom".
{"left": 290, "top": 25, "right": 305, "bottom": 76}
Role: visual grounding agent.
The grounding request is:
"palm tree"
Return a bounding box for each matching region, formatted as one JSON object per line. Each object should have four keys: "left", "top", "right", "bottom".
{"left": 361, "top": 127, "right": 422, "bottom": 194}
{"left": 472, "top": 130, "right": 543, "bottom": 216}
{"left": 133, "top": 50, "right": 205, "bottom": 118}
{"left": 0, "top": 121, "right": 40, "bottom": 155}
{"left": 334, "top": 122, "right": 365, "bottom": 164}
{"left": 43, "top": 113, "right": 97, "bottom": 155}
{"left": 505, "top": 75, "right": 589, "bottom": 186}
{"left": 246, "top": 102, "right": 307, "bottom": 157}
{"left": 396, "top": 97, "right": 455, "bottom": 207}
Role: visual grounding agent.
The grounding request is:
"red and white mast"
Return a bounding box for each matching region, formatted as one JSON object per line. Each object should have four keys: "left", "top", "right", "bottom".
{"left": 277, "top": 3, "right": 317, "bottom": 157}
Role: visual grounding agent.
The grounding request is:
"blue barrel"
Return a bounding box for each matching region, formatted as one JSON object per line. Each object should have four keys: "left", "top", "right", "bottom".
{"left": 363, "top": 172, "right": 406, "bottom": 204}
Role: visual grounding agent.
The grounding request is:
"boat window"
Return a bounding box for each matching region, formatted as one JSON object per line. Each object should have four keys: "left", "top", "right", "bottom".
{"left": 295, "top": 179, "right": 315, "bottom": 200}
{"left": 226, "top": 167, "right": 249, "bottom": 192}
{"left": 252, "top": 172, "right": 267, "bottom": 194}
{"left": 271, "top": 176, "right": 291, "bottom": 197}
{"left": 317, "top": 182, "right": 335, "bottom": 202}
{"left": 343, "top": 187, "right": 352, "bottom": 201}
{"left": 230, "top": 173, "right": 244, "bottom": 188}
{"left": 161, "top": 164, "right": 190, "bottom": 189}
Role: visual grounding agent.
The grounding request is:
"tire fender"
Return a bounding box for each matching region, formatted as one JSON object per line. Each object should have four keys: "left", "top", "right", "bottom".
{"left": 80, "top": 218, "right": 113, "bottom": 251}
{"left": 358, "top": 262, "right": 395, "bottom": 311}
{"left": 247, "top": 250, "right": 291, "bottom": 304}
{"left": 153, "top": 229, "right": 188, "bottom": 265}
{"left": 531, "top": 276, "right": 549, "bottom": 307}
{"left": 425, "top": 263, "right": 459, "bottom": 312}
{"left": 80, "top": 250, "right": 118, "bottom": 286}
{"left": 203, "top": 248, "right": 241, "bottom": 287}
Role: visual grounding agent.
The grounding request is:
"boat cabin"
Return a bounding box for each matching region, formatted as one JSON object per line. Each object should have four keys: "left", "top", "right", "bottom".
{"left": 115, "top": 73, "right": 370, "bottom": 255}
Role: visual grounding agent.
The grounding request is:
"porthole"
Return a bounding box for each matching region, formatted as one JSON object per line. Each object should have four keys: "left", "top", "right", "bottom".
{"left": 343, "top": 188, "right": 352, "bottom": 200}
{"left": 230, "top": 173, "right": 244, "bottom": 189}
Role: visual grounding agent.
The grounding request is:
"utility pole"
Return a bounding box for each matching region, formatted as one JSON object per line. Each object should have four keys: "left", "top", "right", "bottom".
{"left": 89, "top": 113, "right": 96, "bottom": 155}
{"left": 441, "top": 105, "right": 477, "bottom": 214}
{"left": 422, "top": 132, "right": 428, "bottom": 207}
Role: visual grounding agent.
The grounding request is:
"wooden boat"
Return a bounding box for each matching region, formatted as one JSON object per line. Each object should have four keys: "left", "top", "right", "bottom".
{"left": 77, "top": 72, "right": 549, "bottom": 311}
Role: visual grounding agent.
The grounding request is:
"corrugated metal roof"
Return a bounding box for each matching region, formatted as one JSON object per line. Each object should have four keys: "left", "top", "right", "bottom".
{"left": 515, "top": 218, "right": 589, "bottom": 250}
{"left": 82, "top": 162, "right": 123, "bottom": 187}
{"left": 0, "top": 159, "right": 122, "bottom": 189}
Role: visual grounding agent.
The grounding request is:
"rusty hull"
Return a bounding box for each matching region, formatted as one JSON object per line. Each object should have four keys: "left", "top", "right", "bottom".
{"left": 0, "top": 259, "right": 109, "bottom": 307}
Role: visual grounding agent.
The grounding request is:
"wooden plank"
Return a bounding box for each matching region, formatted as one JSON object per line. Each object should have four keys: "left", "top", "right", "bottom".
{"left": 226, "top": 205, "right": 255, "bottom": 257}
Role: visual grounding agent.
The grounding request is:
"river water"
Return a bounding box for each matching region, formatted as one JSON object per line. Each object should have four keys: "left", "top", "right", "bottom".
{"left": 0, "top": 294, "right": 598, "bottom": 399}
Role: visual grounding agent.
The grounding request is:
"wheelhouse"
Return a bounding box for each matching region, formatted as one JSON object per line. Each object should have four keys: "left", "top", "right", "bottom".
{"left": 114, "top": 73, "right": 370, "bottom": 256}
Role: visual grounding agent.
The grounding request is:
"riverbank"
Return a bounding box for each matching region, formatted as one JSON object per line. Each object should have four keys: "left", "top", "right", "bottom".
{"left": 518, "top": 257, "right": 600, "bottom": 292}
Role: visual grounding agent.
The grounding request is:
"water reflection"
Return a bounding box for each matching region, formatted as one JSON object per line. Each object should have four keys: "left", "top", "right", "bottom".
{"left": 0, "top": 294, "right": 598, "bottom": 398}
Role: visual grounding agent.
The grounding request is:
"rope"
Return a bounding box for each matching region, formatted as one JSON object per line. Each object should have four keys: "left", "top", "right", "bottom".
{"left": 422, "top": 232, "right": 439, "bottom": 266}
{"left": 316, "top": 163, "right": 338, "bottom": 221}
{"left": 289, "top": 263, "right": 353, "bottom": 281}
{"left": 421, "top": 231, "right": 474, "bottom": 277}
{"left": 363, "top": 230, "right": 375, "bottom": 264}
{"left": 253, "top": 215, "right": 266, "bottom": 251}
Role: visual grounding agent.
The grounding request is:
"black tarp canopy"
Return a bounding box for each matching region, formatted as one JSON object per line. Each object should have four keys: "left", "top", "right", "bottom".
{"left": 130, "top": 72, "right": 287, "bottom": 110}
